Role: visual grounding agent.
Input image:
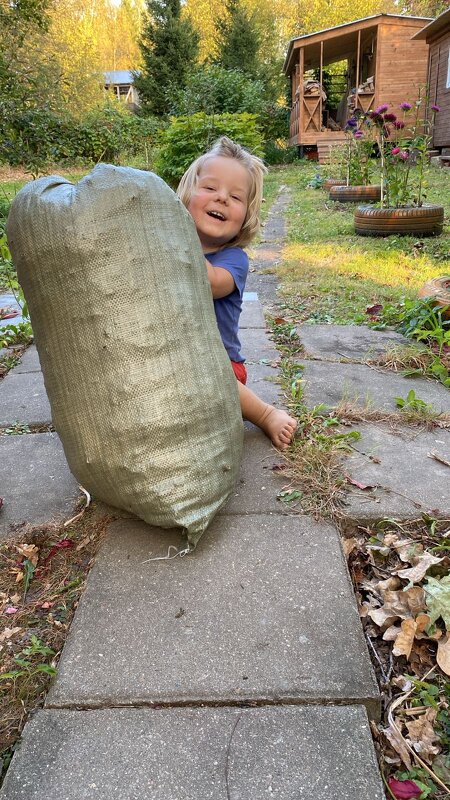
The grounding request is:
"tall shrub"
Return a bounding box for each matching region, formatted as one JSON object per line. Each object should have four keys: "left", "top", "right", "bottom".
{"left": 133, "top": 0, "right": 199, "bottom": 117}
{"left": 153, "top": 112, "right": 264, "bottom": 186}
{"left": 214, "top": 0, "right": 260, "bottom": 79}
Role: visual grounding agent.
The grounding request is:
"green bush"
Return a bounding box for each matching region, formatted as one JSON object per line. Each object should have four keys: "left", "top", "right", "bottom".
{"left": 170, "top": 66, "right": 265, "bottom": 117}
{"left": 0, "top": 101, "right": 161, "bottom": 171}
{"left": 77, "top": 106, "right": 161, "bottom": 164}
{"left": 264, "top": 141, "right": 299, "bottom": 165}
{"left": 153, "top": 112, "right": 264, "bottom": 187}
{"left": 169, "top": 65, "right": 289, "bottom": 156}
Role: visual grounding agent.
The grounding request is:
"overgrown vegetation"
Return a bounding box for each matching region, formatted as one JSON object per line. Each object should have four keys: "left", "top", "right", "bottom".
{"left": 0, "top": 506, "right": 111, "bottom": 783}
{"left": 347, "top": 516, "right": 450, "bottom": 799}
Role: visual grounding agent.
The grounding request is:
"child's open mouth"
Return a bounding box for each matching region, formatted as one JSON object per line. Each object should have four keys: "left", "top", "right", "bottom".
{"left": 207, "top": 210, "right": 226, "bottom": 221}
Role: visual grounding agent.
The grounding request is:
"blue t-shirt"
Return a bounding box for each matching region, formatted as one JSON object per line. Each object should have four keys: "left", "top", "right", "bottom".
{"left": 206, "top": 246, "right": 249, "bottom": 363}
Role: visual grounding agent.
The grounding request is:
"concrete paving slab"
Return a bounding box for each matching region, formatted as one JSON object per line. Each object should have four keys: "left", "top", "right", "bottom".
{"left": 239, "top": 300, "right": 266, "bottom": 329}
{"left": 245, "top": 271, "right": 280, "bottom": 310}
{"left": 301, "top": 361, "right": 450, "bottom": 413}
{"left": 47, "top": 514, "right": 379, "bottom": 714}
{"left": 220, "top": 427, "right": 288, "bottom": 515}
{"left": 297, "top": 324, "right": 413, "bottom": 362}
{"left": 261, "top": 216, "right": 285, "bottom": 241}
{"left": 239, "top": 328, "right": 279, "bottom": 364}
{"left": 342, "top": 423, "right": 450, "bottom": 523}
{"left": 0, "top": 370, "right": 52, "bottom": 426}
{"left": 14, "top": 344, "right": 41, "bottom": 373}
{"left": 1, "top": 705, "right": 384, "bottom": 800}
{"left": 251, "top": 242, "right": 284, "bottom": 267}
{"left": 246, "top": 362, "right": 282, "bottom": 405}
{"left": 0, "top": 432, "right": 80, "bottom": 539}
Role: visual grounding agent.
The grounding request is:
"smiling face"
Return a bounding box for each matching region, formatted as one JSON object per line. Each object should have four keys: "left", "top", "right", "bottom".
{"left": 188, "top": 156, "right": 250, "bottom": 252}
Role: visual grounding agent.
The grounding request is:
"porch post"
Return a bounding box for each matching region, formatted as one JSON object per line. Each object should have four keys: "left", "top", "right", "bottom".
{"left": 299, "top": 46, "right": 304, "bottom": 141}
{"left": 319, "top": 40, "right": 323, "bottom": 131}
{"left": 355, "top": 29, "right": 361, "bottom": 110}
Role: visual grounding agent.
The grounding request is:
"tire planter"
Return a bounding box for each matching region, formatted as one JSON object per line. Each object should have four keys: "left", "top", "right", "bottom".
{"left": 329, "top": 185, "right": 381, "bottom": 203}
{"left": 418, "top": 276, "right": 450, "bottom": 320}
{"left": 355, "top": 204, "right": 444, "bottom": 237}
{"left": 323, "top": 178, "right": 346, "bottom": 190}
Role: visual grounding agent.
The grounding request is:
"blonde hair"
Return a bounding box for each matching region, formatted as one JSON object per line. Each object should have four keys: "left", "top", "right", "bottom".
{"left": 177, "top": 136, "right": 267, "bottom": 249}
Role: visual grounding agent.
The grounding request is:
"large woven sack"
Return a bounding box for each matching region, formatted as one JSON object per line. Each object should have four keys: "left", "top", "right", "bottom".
{"left": 7, "top": 164, "right": 243, "bottom": 548}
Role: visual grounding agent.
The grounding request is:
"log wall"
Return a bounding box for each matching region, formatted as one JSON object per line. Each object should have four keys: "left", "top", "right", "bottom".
{"left": 428, "top": 33, "right": 450, "bottom": 147}
{"left": 375, "top": 22, "right": 429, "bottom": 109}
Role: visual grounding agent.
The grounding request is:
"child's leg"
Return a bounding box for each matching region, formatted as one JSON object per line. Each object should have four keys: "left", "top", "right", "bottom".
{"left": 237, "top": 381, "right": 297, "bottom": 451}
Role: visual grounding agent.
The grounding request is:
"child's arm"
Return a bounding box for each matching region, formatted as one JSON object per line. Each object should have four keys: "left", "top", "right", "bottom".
{"left": 205, "top": 258, "right": 235, "bottom": 299}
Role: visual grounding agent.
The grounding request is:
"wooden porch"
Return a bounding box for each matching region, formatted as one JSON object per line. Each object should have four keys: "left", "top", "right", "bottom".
{"left": 284, "top": 14, "right": 431, "bottom": 160}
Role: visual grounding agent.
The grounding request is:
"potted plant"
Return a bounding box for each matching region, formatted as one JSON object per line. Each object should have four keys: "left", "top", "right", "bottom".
{"left": 355, "top": 97, "right": 444, "bottom": 236}
{"left": 329, "top": 113, "right": 381, "bottom": 202}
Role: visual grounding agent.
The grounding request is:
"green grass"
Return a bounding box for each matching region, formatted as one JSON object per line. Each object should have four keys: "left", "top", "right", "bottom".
{"left": 271, "top": 161, "right": 450, "bottom": 326}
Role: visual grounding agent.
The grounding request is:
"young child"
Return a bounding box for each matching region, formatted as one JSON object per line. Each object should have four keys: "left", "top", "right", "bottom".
{"left": 177, "top": 136, "right": 297, "bottom": 451}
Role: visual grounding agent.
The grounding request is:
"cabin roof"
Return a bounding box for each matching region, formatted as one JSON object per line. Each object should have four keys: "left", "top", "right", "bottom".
{"left": 412, "top": 7, "right": 450, "bottom": 41}
{"left": 284, "top": 13, "right": 431, "bottom": 74}
{"left": 104, "top": 70, "right": 136, "bottom": 86}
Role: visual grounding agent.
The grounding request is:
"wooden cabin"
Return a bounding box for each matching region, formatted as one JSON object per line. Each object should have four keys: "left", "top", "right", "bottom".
{"left": 413, "top": 7, "right": 450, "bottom": 151}
{"left": 104, "top": 71, "right": 139, "bottom": 108}
{"left": 284, "top": 14, "right": 431, "bottom": 161}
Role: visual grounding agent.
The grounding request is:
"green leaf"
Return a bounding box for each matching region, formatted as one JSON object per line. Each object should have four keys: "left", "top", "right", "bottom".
{"left": 423, "top": 575, "right": 450, "bottom": 629}
{"left": 34, "top": 664, "right": 57, "bottom": 675}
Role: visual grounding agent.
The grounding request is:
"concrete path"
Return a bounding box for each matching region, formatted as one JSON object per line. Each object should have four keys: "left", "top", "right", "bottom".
{"left": 1, "top": 189, "right": 424, "bottom": 799}
{"left": 296, "top": 322, "right": 450, "bottom": 527}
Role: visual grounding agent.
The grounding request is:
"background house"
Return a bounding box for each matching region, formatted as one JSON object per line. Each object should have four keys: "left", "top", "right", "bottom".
{"left": 284, "top": 14, "right": 431, "bottom": 162}
{"left": 413, "top": 7, "right": 450, "bottom": 152}
{"left": 104, "top": 70, "right": 139, "bottom": 109}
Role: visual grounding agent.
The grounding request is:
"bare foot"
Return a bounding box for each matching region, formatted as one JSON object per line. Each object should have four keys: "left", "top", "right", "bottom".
{"left": 256, "top": 405, "right": 297, "bottom": 451}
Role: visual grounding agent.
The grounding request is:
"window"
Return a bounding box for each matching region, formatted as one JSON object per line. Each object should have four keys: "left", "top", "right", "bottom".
{"left": 447, "top": 48, "right": 450, "bottom": 89}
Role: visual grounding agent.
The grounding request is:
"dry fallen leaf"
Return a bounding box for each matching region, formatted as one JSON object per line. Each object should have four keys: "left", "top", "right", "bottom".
{"left": 345, "top": 475, "right": 377, "bottom": 490}
{"left": 437, "top": 633, "right": 450, "bottom": 676}
{"left": 397, "top": 552, "right": 444, "bottom": 584}
{"left": 383, "top": 723, "right": 412, "bottom": 770}
{"left": 14, "top": 543, "right": 39, "bottom": 566}
{"left": 383, "top": 624, "right": 402, "bottom": 642}
{"left": 0, "top": 626, "right": 22, "bottom": 642}
{"left": 342, "top": 537, "right": 359, "bottom": 557}
{"left": 405, "top": 707, "right": 440, "bottom": 760}
{"left": 393, "top": 618, "right": 417, "bottom": 659}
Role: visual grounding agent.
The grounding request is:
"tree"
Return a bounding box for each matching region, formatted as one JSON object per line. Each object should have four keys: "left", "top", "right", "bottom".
{"left": 214, "top": 0, "right": 260, "bottom": 78}
{"left": 134, "top": 0, "right": 199, "bottom": 116}
{"left": 0, "top": 0, "right": 57, "bottom": 107}
{"left": 399, "top": 0, "right": 447, "bottom": 15}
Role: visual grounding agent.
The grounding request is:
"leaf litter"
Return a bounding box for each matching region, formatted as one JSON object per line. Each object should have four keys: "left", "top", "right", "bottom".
{"left": 345, "top": 516, "right": 450, "bottom": 798}
{"left": 0, "top": 505, "right": 111, "bottom": 783}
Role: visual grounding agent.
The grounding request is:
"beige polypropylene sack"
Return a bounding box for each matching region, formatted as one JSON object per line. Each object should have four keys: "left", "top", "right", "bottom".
{"left": 7, "top": 164, "right": 243, "bottom": 548}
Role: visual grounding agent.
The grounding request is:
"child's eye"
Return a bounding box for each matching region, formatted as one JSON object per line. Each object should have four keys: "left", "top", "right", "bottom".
{"left": 232, "top": 195, "right": 243, "bottom": 202}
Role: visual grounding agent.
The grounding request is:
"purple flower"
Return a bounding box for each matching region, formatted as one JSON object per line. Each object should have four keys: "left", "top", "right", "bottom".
{"left": 400, "top": 101, "right": 412, "bottom": 110}
{"left": 346, "top": 118, "right": 358, "bottom": 127}
{"left": 431, "top": 104, "right": 441, "bottom": 112}
{"left": 384, "top": 113, "right": 397, "bottom": 122}
{"left": 375, "top": 104, "right": 389, "bottom": 114}
{"left": 399, "top": 150, "right": 409, "bottom": 161}
{"left": 353, "top": 131, "right": 364, "bottom": 138}
{"left": 394, "top": 120, "right": 405, "bottom": 129}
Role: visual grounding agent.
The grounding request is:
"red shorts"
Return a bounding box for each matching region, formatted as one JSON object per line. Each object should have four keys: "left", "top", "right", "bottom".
{"left": 231, "top": 361, "right": 247, "bottom": 385}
